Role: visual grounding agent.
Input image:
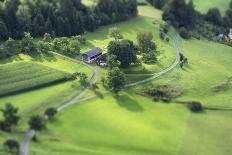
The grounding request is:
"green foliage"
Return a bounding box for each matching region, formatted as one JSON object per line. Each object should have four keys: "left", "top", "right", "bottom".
{"left": 109, "top": 27, "right": 124, "bottom": 40}
{"left": 146, "top": 0, "right": 167, "bottom": 9}
{"left": 137, "top": 31, "right": 156, "bottom": 53}
{"left": 95, "top": 0, "right": 137, "bottom": 25}
{"left": 3, "top": 139, "right": 20, "bottom": 154}
{"left": 20, "top": 32, "right": 38, "bottom": 54}
{"left": 0, "top": 62, "right": 70, "bottom": 97}
{"left": 52, "top": 37, "right": 80, "bottom": 57}
{"left": 104, "top": 67, "right": 126, "bottom": 94}
{"left": 28, "top": 115, "right": 46, "bottom": 131}
{"left": 79, "top": 73, "right": 88, "bottom": 86}
{"left": 162, "top": 0, "right": 197, "bottom": 29}
{"left": 0, "top": 103, "right": 20, "bottom": 132}
{"left": 188, "top": 101, "right": 203, "bottom": 112}
{"left": 144, "top": 81, "right": 183, "bottom": 102}
{"left": 179, "top": 53, "right": 188, "bottom": 68}
{"left": 45, "top": 108, "right": 57, "bottom": 120}
{"left": 106, "top": 54, "right": 120, "bottom": 69}
{"left": 141, "top": 51, "right": 157, "bottom": 63}
{"left": 107, "top": 39, "right": 137, "bottom": 68}
{"left": 0, "top": 0, "right": 138, "bottom": 40}
{"left": 179, "top": 27, "right": 191, "bottom": 39}
{"left": 205, "top": 8, "right": 223, "bottom": 25}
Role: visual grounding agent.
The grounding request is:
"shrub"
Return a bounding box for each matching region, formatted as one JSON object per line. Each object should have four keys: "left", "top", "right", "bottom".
{"left": 3, "top": 139, "right": 20, "bottom": 154}
{"left": 144, "top": 81, "right": 183, "bottom": 102}
{"left": 188, "top": 101, "right": 203, "bottom": 112}
{"left": 45, "top": 108, "right": 57, "bottom": 120}
{"left": 180, "top": 27, "right": 191, "bottom": 39}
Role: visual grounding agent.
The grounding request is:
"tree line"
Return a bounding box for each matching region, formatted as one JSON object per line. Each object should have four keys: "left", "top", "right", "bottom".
{"left": 147, "top": 0, "right": 232, "bottom": 41}
{"left": 0, "top": 0, "right": 137, "bottom": 40}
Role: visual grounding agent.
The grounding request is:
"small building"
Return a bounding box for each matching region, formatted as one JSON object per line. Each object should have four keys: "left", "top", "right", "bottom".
{"left": 81, "top": 47, "right": 103, "bottom": 63}
{"left": 229, "top": 29, "right": 232, "bottom": 41}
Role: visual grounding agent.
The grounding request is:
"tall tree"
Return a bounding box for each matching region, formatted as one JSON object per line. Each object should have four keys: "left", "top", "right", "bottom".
{"left": 105, "top": 67, "right": 126, "bottom": 94}
{"left": 0, "top": 103, "right": 20, "bottom": 132}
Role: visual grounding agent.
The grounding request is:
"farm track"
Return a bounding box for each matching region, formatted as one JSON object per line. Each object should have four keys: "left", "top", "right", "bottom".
{"left": 20, "top": 34, "right": 180, "bottom": 155}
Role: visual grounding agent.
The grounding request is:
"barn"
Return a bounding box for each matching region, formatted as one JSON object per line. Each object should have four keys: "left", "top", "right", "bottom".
{"left": 81, "top": 47, "right": 103, "bottom": 63}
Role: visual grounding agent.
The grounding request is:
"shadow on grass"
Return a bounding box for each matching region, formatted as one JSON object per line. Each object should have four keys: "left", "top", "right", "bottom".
{"left": 114, "top": 94, "right": 144, "bottom": 112}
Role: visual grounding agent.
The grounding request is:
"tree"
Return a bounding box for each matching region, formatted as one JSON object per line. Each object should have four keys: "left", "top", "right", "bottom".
{"left": 105, "top": 67, "right": 126, "bottom": 94}
{"left": 179, "top": 27, "right": 190, "bottom": 39}
{"left": 107, "top": 54, "right": 120, "bottom": 69}
{"left": 109, "top": 27, "right": 123, "bottom": 40}
{"left": 206, "top": 8, "right": 222, "bottom": 25}
{"left": 20, "top": 32, "right": 37, "bottom": 54}
{"left": 28, "top": 115, "right": 46, "bottom": 131}
{"left": 162, "top": 0, "right": 197, "bottom": 29}
{"left": 79, "top": 73, "right": 88, "bottom": 85}
{"left": 0, "top": 103, "right": 20, "bottom": 132}
{"left": 4, "top": 38, "right": 19, "bottom": 56}
{"left": 147, "top": 0, "right": 167, "bottom": 9}
{"left": 45, "top": 108, "right": 57, "bottom": 120}
{"left": 224, "top": 9, "right": 232, "bottom": 28}
{"left": 43, "top": 33, "right": 52, "bottom": 42}
{"left": 107, "top": 40, "right": 137, "bottom": 68}
{"left": 0, "top": 20, "right": 9, "bottom": 40}
{"left": 37, "top": 41, "right": 52, "bottom": 54}
{"left": 137, "top": 31, "right": 156, "bottom": 53}
{"left": 3, "top": 139, "right": 20, "bottom": 154}
{"left": 188, "top": 101, "right": 203, "bottom": 112}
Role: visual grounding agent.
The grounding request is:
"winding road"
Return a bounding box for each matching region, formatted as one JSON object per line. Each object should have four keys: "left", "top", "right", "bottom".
{"left": 20, "top": 34, "right": 181, "bottom": 155}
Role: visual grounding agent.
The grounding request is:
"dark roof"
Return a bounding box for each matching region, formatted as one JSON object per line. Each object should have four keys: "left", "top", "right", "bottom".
{"left": 84, "top": 48, "right": 103, "bottom": 58}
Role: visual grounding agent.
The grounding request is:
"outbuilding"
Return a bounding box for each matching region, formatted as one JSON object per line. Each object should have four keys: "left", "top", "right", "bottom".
{"left": 81, "top": 47, "right": 103, "bottom": 63}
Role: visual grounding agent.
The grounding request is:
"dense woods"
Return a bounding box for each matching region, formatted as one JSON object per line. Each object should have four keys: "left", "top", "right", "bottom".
{"left": 0, "top": 0, "right": 137, "bottom": 40}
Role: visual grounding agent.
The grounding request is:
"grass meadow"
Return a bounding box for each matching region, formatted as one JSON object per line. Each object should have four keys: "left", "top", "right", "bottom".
{"left": 0, "top": 1, "right": 232, "bottom": 155}
{"left": 27, "top": 3, "right": 232, "bottom": 155}
{"left": 193, "top": 0, "right": 231, "bottom": 15}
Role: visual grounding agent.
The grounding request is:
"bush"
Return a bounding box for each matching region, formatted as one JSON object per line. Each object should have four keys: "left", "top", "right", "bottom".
{"left": 45, "top": 108, "right": 57, "bottom": 120}
{"left": 3, "top": 139, "right": 20, "bottom": 154}
{"left": 188, "top": 101, "right": 203, "bottom": 112}
{"left": 180, "top": 27, "right": 191, "bottom": 39}
{"left": 144, "top": 81, "right": 183, "bottom": 102}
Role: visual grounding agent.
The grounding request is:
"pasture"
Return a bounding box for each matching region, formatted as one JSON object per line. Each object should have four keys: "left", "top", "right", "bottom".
{"left": 0, "top": 1, "right": 231, "bottom": 155}
{"left": 193, "top": 0, "right": 231, "bottom": 15}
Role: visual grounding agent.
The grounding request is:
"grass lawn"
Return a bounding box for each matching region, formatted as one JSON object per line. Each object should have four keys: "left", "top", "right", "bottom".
{"left": 193, "top": 0, "right": 231, "bottom": 15}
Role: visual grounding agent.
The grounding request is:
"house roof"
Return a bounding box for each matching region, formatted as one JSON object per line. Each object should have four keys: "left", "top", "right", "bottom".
{"left": 84, "top": 48, "right": 103, "bottom": 58}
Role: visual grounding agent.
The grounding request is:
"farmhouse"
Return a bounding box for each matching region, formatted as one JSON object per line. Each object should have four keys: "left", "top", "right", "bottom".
{"left": 229, "top": 28, "right": 232, "bottom": 41}
{"left": 81, "top": 47, "right": 103, "bottom": 63}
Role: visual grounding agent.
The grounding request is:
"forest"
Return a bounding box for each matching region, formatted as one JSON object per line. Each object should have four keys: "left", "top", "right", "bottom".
{"left": 0, "top": 0, "right": 137, "bottom": 40}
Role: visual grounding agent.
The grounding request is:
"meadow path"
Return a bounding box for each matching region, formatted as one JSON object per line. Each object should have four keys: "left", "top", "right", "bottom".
{"left": 20, "top": 34, "right": 181, "bottom": 155}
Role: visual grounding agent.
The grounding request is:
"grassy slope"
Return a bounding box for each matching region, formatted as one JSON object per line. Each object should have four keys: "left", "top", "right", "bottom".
{"left": 193, "top": 0, "right": 231, "bottom": 15}
{"left": 0, "top": 53, "right": 93, "bottom": 119}
{"left": 31, "top": 4, "right": 232, "bottom": 155}
{"left": 30, "top": 92, "right": 189, "bottom": 155}
{"left": 28, "top": 5, "right": 187, "bottom": 155}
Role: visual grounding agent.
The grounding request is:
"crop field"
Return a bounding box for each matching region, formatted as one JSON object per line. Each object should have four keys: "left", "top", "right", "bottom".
{"left": 0, "top": 62, "right": 70, "bottom": 97}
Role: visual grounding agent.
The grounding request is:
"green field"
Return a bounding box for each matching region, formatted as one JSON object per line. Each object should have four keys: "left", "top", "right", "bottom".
{"left": 26, "top": 3, "right": 232, "bottom": 155}
{"left": 0, "top": 1, "right": 232, "bottom": 155}
{"left": 193, "top": 0, "right": 231, "bottom": 15}
{"left": 0, "top": 62, "right": 70, "bottom": 97}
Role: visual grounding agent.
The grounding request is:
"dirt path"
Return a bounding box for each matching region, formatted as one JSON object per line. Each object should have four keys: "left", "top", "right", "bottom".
{"left": 20, "top": 34, "right": 181, "bottom": 155}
